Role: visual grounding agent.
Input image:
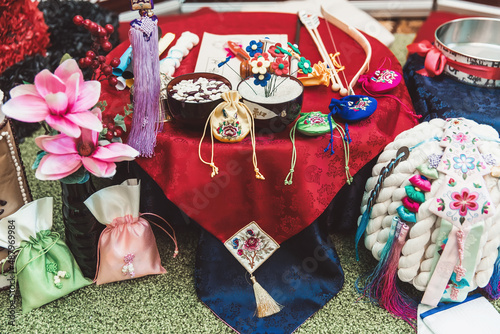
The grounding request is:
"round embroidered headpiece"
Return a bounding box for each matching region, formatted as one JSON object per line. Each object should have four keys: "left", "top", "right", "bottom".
{"left": 358, "top": 118, "right": 500, "bottom": 304}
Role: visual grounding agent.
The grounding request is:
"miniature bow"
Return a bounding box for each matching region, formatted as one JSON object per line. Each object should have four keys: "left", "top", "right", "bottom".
{"left": 320, "top": 5, "right": 372, "bottom": 95}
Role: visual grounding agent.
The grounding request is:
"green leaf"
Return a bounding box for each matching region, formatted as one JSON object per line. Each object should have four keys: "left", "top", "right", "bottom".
{"left": 22, "top": 80, "right": 32, "bottom": 85}
{"left": 32, "top": 150, "right": 47, "bottom": 169}
{"left": 114, "top": 114, "right": 126, "bottom": 132}
{"left": 59, "top": 167, "right": 90, "bottom": 184}
{"left": 124, "top": 104, "right": 134, "bottom": 116}
{"left": 59, "top": 53, "right": 73, "bottom": 64}
{"left": 95, "top": 100, "right": 108, "bottom": 112}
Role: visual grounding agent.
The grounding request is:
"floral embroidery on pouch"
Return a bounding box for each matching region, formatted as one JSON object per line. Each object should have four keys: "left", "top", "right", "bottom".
{"left": 122, "top": 253, "right": 135, "bottom": 278}
{"left": 217, "top": 120, "right": 242, "bottom": 139}
{"left": 348, "top": 97, "right": 372, "bottom": 112}
{"left": 370, "top": 69, "right": 398, "bottom": 84}
{"left": 303, "top": 113, "right": 327, "bottom": 126}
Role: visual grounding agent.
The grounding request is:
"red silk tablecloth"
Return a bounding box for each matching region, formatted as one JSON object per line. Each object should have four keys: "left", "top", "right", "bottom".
{"left": 101, "top": 8, "right": 417, "bottom": 244}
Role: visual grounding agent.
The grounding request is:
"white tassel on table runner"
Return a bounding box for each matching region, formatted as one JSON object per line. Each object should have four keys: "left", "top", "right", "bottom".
{"left": 250, "top": 275, "right": 283, "bottom": 318}
{"left": 224, "top": 222, "right": 282, "bottom": 318}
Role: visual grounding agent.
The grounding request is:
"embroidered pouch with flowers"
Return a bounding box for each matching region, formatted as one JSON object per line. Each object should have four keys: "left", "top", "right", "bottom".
{"left": 0, "top": 197, "right": 91, "bottom": 313}
{"left": 296, "top": 112, "right": 331, "bottom": 136}
{"left": 199, "top": 91, "right": 265, "bottom": 180}
{"left": 358, "top": 68, "right": 402, "bottom": 94}
{"left": 84, "top": 179, "right": 176, "bottom": 285}
{"left": 328, "top": 95, "right": 377, "bottom": 123}
{"left": 209, "top": 90, "right": 251, "bottom": 143}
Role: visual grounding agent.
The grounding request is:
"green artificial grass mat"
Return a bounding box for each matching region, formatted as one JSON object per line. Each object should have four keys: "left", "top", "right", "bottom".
{"left": 2, "top": 34, "right": 500, "bottom": 333}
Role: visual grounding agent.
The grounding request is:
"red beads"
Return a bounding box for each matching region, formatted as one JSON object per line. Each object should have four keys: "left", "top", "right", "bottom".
{"left": 73, "top": 15, "right": 83, "bottom": 26}
{"left": 73, "top": 15, "right": 119, "bottom": 87}
{"left": 105, "top": 24, "right": 114, "bottom": 34}
{"left": 110, "top": 58, "right": 120, "bottom": 68}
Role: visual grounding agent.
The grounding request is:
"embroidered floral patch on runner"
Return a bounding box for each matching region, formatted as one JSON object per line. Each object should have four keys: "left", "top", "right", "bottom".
{"left": 224, "top": 222, "right": 279, "bottom": 274}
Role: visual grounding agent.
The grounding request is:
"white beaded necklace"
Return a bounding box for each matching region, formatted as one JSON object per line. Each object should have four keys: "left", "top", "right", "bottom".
{"left": 0, "top": 90, "right": 28, "bottom": 205}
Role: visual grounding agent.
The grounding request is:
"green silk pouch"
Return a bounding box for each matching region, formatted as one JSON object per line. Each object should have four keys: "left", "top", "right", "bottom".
{"left": 296, "top": 112, "right": 331, "bottom": 136}
{"left": 16, "top": 229, "right": 92, "bottom": 313}
{"left": 0, "top": 197, "right": 91, "bottom": 313}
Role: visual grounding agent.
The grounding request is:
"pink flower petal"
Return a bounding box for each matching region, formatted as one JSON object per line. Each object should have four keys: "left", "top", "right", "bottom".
{"left": 80, "top": 127, "right": 99, "bottom": 146}
{"left": 81, "top": 156, "right": 116, "bottom": 178}
{"left": 34, "top": 69, "right": 66, "bottom": 97}
{"left": 36, "top": 153, "right": 82, "bottom": 179}
{"left": 10, "top": 84, "right": 39, "bottom": 98}
{"left": 2, "top": 95, "right": 49, "bottom": 122}
{"left": 35, "top": 134, "right": 77, "bottom": 154}
{"left": 65, "top": 72, "right": 80, "bottom": 110}
{"left": 45, "top": 114, "right": 81, "bottom": 138}
{"left": 90, "top": 107, "right": 103, "bottom": 121}
{"left": 45, "top": 92, "right": 69, "bottom": 116}
{"left": 54, "top": 59, "right": 84, "bottom": 83}
{"left": 73, "top": 81, "right": 101, "bottom": 112}
{"left": 65, "top": 111, "right": 103, "bottom": 132}
{"left": 92, "top": 143, "right": 139, "bottom": 162}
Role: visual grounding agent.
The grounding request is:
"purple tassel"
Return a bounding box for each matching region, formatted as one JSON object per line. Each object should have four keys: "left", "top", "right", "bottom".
{"left": 127, "top": 14, "right": 162, "bottom": 158}
{"left": 356, "top": 217, "right": 418, "bottom": 328}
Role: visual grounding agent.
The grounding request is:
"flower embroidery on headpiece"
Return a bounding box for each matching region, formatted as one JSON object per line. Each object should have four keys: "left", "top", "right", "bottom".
{"left": 122, "top": 253, "right": 135, "bottom": 278}
{"left": 453, "top": 154, "right": 475, "bottom": 174}
{"left": 428, "top": 154, "right": 442, "bottom": 169}
{"left": 482, "top": 154, "right": 496, "bottom": 166}
{"left": 452, "top": 132, "right": 469, "bottom": 144}
{"left": 450, "top": 188, "right": 479, "bottom": 217}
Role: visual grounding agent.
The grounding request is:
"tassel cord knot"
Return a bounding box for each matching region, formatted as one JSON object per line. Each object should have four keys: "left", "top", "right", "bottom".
{"left": 284, "top": 121, "right": 298, "bottom": 185}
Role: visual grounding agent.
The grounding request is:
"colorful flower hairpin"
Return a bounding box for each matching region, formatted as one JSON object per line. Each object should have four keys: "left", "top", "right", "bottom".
{"left": 219, "top": 37, "right": 311, "bottom": 98}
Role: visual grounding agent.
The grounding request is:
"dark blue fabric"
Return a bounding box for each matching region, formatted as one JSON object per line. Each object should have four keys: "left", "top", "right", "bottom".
{"left": 403, "top": 54, "right": 500, "bottom": 130}
{"left": 195, "top": 220, "right": 344, "bottom": 334}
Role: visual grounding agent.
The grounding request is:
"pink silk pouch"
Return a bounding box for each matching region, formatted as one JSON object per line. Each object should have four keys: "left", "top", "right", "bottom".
{"left": 84, "top": 179, "right": 169, "bottom": 285}
{"left": 358, "top": 57, "right": 402, "bottom": 94}
{"left": 358, "top": 67, "right": 402, "bottom": 93}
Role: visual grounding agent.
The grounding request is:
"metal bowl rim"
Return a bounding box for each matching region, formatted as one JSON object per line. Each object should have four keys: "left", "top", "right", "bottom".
{"left": 434, "top": 17, "right": 500, "bottom": 63}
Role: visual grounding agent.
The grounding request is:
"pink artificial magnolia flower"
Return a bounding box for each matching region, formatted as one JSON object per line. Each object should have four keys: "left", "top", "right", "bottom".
{"left": 34, "top": 116, "right": 138, "bottom": 180}
{"left": 3, "top": 59, "right": 102, "bottom": 138}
